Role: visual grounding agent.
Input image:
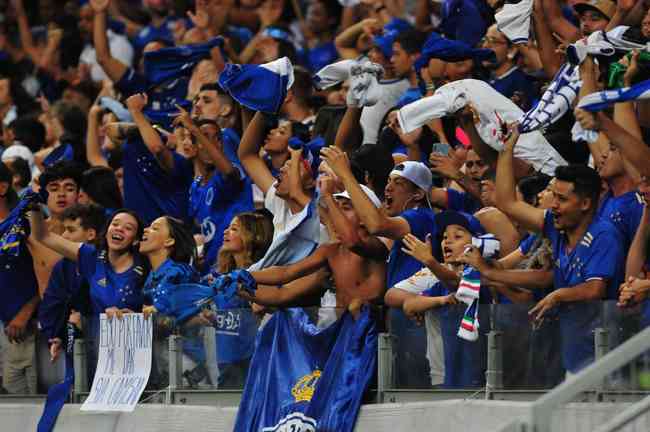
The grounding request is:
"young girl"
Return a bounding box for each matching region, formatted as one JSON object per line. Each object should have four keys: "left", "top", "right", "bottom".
{"left": 30, "top": 208, "right": 148, "bottom": 319}
{"left": 203, "top": 211, "right": 274, "bottom": 388}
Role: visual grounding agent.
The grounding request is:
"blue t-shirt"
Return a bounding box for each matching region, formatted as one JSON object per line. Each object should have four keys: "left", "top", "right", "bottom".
{"left": 133, "top": 17, "right": 184, "bottom": 53}
{"left": 543, "top": 210, "right": 625, "bottom": 372}
{"left": 0, "top": 247, "right": 38, "bottom": 324}
{"left": 387, "top": 207, "right": 439, "bottom": 288}
{"left": 77, "top": 244, "right": 147, "bottom": 315}
{"left": 597, "top": 190, "right": 644, "bottom": 251}
{"left": 43, "top": 143, "right": 74, "bottom": 168}
{"left": 122, "top": 136, "right": 194, "bottom": 225}
{"left": 446, "top": 189, "right": 482, "bottom": 214}
{"left": 299, "top": 41, "right": 339, "bottom": 73}
{"left": 189, "top": 168, "right": 254, "bottom": 272}
{"left": 422, "top": 280, "right": 486, "bottom": 388}
{"left": 395, "top": 86, "right": 424, "bottom": 109}
{"left": 488, "top": 67, "right": 537, "bottom": 111}
{"left": 38, "top": 258, "right": 86, "bottom": 340}
{"left": 142, "top": 258, "right": 199, "bottom": 306}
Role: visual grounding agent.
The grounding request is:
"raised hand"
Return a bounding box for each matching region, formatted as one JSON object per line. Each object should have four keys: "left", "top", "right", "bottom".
{"left": 89, "top": 0, "right": 110, "bottom": 13}
{"left": 401, "top": 233, "right": 435, "bottom": 266}
{"left": 125, "top": 93, "right": 148, "bottom": 113}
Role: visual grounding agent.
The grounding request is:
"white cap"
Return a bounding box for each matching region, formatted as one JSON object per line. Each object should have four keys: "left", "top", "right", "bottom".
{"left": 390, "top": 161, "right": 432, "bottom": 192}
{"left": 333, "top": 184, "right": 382, "bottom": 208}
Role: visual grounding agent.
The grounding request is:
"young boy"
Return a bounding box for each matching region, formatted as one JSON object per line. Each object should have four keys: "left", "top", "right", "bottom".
{"left": 38, "top": 204, "right": 106, "bottom": 361}
{"left": 398, "top": 210, "right": 494, "bottom": 388}
{"left": 239, "top": 182, "right": 389, "bottom": 309}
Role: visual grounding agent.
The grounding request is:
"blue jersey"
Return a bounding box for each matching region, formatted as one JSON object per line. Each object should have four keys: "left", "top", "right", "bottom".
{"left": 189, "top": 168, "right": 254, "bottom": 272}
{"left": 0, "top": 246, "right": 38, "bottom": 324}
{"left": 133, "top": 17, "right": 183, "bottom": 53}
{"left": 122, "top": 136, "right": 194, "bottom": 225}
{"left": 543, "top": 210, "right": 625, "bottom": 373}
{"left": 395, "top": 86, "right": 424, "bottom": 109}
{"left": 422, "top": 281, "right": 487, "bottom": 388}
{"left": 299, "top": 42, "right": 339, "bottom": 73}
{"left": 488, "top": 67, "right": 538, "bottom": 111}
{"left": 77, "top": 244, "right": 147, "bottom": 315}
{"left": 43, "top": 143, "right": 74, "bottom": 168}
{"left": 446, "top": 189, "right": 481, "bottom": 214}
{"left": 115, "top": 67, "right": 190, "bottom": 125}
{"left": 38, "top": 259, "right": 86, "bottom": 340}
{"left": 143, "top": 258, "right": 198, "bottom": 306}
{"left": 387, "top": 207, "right": 439, "bottom": 288}
{"left": 597, "top": 190, "right": 644, "bottom": 251}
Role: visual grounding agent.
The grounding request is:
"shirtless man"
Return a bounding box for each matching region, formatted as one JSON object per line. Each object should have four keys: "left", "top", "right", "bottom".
{"left": 239, "top": 181, "right": 389, "bottom": 308}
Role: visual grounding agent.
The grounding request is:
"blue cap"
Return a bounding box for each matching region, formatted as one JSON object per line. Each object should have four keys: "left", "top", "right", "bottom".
{"left": 384, "top": 18, "right": 413, "bottom": 34}
{"left": 436, "top": 210, "right": 485, "bottom": 237}
{"left": 373, "top": 30, "right": 399, "bottom": 59}
{"left": 414, "top": 32, "right": 496, "bottom": 71}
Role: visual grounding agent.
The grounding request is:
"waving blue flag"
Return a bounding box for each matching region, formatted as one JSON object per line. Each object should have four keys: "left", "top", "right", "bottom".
{"left": 144, "top": 37, "right": 224, "bottom": 87}
{"left": 234, "top": 307, "right": 377, "bottom": 432}
{"left": 218, "top": 57, "right": 294, "bottom": 114}
{"left": 415, "top": 32, "right": 495, "bottom": 70}
{"left": 0, "top": 191, "right": 39, "bottom": 264}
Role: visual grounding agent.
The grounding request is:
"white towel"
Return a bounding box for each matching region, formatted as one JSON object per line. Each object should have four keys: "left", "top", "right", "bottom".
{"left": 396, "top": 79, "right": 567, "bottom": 175}
{"left": 313, "top": 59, "right": 356, "bottom": 90}
{"left": 346, "top": 61, "right": 384, "bottom": 107}
{"left": 571, "top": 121, "right": 599, "bottom": 144}
{"left": 495, "top": 0, "right": 533, "bottom": 44}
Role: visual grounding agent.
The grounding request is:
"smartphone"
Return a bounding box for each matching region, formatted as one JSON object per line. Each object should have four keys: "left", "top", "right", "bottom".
{"left": 431, "top": 142, "right": 451, "bottom": 156}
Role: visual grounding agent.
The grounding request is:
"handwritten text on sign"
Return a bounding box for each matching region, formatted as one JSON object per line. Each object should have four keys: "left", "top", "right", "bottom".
{"left": 81, "top": 313, "right": 152, "bottom": 412}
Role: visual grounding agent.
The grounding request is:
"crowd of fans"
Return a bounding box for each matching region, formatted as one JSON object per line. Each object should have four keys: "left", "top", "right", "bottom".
{"left": 1, "top": 0, "right": 650, "bottom": 395}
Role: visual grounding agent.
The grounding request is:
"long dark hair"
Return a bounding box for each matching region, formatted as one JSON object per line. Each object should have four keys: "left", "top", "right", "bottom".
{"left": 164, "top": 217, "right": 197, "bottom": 265}
{"left": 81, "top": 166, "right": 123, "bottom": 210}
{"left": 99, "top": 209, "right": 145, "bottom": 255}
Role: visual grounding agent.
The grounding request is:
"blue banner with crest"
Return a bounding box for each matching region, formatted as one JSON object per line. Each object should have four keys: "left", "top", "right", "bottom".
{"left": 233, "top": 307, "right": 377, "bottom": 432}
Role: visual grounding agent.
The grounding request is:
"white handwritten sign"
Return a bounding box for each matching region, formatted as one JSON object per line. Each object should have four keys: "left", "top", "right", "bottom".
{"left": 81, "top": 313, "right": 152, "bottom": 412}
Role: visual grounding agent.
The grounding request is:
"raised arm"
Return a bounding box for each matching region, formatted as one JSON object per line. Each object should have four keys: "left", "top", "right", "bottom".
{"left": 333, "top": 106, "right": 363, "bottom": 154}
{"left": 287, "top": 146, "right": 311, "bottom": 209}
{"left": 250, "top": 245, "right": 332, "bottom": 286}
{"left": 541, "top": 0, "right": 580, "bottom": 43}
{"left": 334, "top": 19, "right": 378, "bottom": 59}
{"left": 29, "top": 208, "right": 82, "bottom": 262}
{"left": 495, "top": 126, "right": 545, "bottom": 232}
{"left": 321, "top": 146, "right": 410, "bottom": 239}
{"left": 175, "top": 105, "right": 236, "bottom": 178}
{"left": 237, "top": 112, "right": 276, "bottom": 194}
{"left": 626, "top": 206, "right": 650, "bottom": 279}
{"left": 91, "top": 0, "right": 129, "bottom": 83}
{"left": 575, "top": 109, "right": 650, "bottom": 179}
{"left": 532, "top": 0, "right": 562, "bottom": 79}
{"left": 126, "top": 93, "right": 175, "bottom": 171}
{"left": 319, "top": 178, "right": 390, "bottom": 260}
{"left": 12, "top": 0, "right": 40, "bottom": 63}
{"left": 86, "top": 105, "right": 110, "bottom": 167}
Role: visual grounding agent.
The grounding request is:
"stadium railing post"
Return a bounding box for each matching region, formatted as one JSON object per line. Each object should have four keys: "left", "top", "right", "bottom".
{"left": 73, "top": 338, "right": 88, "bottom": 402}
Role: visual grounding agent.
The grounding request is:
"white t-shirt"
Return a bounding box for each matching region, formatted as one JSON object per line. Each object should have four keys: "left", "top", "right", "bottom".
{"left": 80, "top": 30, "right": 134, "bottom": 82}
{"left": 360, "top": 78, "right": 410, "bottom": 145}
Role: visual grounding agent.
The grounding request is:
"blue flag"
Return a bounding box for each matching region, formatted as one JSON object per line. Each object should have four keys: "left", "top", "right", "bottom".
{"left": 143, "top": 37, "right": 224, "bottom": 87}
{"left": 0, "top": 191, "right": 39, "bottom": 264}
{"left": 415, "top": 32, "right": 495, "bottom": 70}
{"left": 218, "top": 57, "right": 294, "bottom": 114}
{"left": 578, "top": 78, "right": 650, "bottom": 112}
{"left": 234, "top": 307, "right": 377, "bottom": 432}
{"left": 37, "top": 323, "right": 76, "bottom": 432}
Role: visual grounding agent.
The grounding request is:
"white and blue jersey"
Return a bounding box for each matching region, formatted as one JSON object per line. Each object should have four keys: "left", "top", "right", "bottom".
{"left": 122, "top": 136, "right": 194, "bottom": 225}
{"left": 543, "top": 210, "right": 625, "bottom": 373}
